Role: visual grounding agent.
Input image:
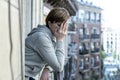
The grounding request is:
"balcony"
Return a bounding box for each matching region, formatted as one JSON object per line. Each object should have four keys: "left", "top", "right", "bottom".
{"left": 91, "top": 34, "right": 100, "bottom": 39}
{"left": 91, "top": 48, "right": 100, "bottom": 53}
{"left": 79, "top": 49, "right": 89, "bottom": 55}
{"left": 80, "top": 35, "right": 90, "bottom": 42}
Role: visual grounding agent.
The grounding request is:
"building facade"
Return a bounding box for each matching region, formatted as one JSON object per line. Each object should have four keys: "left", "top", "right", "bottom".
{"left": 67, "top": 0, "right": 102, "bottom": 80}
{"left": 103, "top": 28, "right": 120, "bottom": 60}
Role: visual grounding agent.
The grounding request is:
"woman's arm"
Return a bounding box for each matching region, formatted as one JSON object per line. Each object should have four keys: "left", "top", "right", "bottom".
{"left": 34, "top": 33, "right": 65, "bottom": 72}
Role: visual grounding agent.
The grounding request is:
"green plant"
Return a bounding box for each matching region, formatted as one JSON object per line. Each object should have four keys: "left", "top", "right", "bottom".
{"left": 101, "top": 51, "right": 106, "bottom": 59}
{"left": 112, "top": 51, "right": 116, "bottom": 59}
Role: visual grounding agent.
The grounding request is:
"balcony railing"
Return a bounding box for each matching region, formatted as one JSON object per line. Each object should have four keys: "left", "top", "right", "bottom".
{"left": 80, "top": 35, "right": 89, "bottom": 40}
{"left": 79, "top": 49, "right": 89, "bottom": 55}
{"left": 91, "top": 48, "right": 100, "bottom": 53}
{"left": 91, "top": 34, "right": 100, "bottom": 39}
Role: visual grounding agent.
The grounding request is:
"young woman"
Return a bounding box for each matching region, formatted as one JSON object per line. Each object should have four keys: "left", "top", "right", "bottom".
{"left": 25, "top": 7, "right": 70, "bottom": 80}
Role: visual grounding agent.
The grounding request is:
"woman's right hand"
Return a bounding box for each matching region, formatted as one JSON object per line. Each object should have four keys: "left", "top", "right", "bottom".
{"left": 55, "top": 21, "right": 68, "bottom": 41}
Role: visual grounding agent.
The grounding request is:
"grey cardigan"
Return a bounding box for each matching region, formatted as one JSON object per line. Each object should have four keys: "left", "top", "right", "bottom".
{"left": 25, "top": 25, "right": 65, "bottom": 77}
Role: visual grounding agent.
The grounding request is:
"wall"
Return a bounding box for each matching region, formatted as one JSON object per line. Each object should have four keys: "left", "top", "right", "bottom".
{"left": 0, "top": 0, "right": 24, "bottom": 80}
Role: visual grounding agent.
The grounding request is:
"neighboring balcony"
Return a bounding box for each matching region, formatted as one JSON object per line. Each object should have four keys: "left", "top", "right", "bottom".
{"left": 79, "top": 49, "right": 89, "bottom": 55}
{"left": 68, "top": 50, "right": 77, "bottom": 56}
{"left": 68, "top": 43, "right": 77, "bottom": 56}
{"left": 79, "top": 34, "right": 90, "bottom": 42}
{"left": 91, "top": 48, "right": 100, "bottom": 53}
{"left": 91, "top": 34, "right": 100, "bottom": 39}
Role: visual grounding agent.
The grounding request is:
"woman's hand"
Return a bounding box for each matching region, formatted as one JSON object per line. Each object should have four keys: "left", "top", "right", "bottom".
{"left": 55, "top": 21, "right": 68, "bottom": 41}
{"left": 40, "top": 68, "right": 50, "bottom": 80}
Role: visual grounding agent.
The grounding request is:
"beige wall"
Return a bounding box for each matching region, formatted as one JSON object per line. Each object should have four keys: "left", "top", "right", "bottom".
{"left": 0, "top": 0, "right": 23, "bottom": 80}
{"left": 0, "top": 0, "right": 44, "bottom": 80}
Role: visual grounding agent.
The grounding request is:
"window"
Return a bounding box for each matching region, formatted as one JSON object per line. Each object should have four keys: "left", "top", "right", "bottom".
{"left": 94, "top": 12, "right": 96, "bottom": 21}
{"left": 78, "top": 10, "right": 85, "bottom": 22}
{"left": 86, "top": 28, "right": 90, "bottom": 35}
{"left": 96, "top": 13, "right": 101, "bottom": 22}
{"left": 111, "top": 41, "right": 113, "bottom": 44}
{"left": 91, "top": 12, "right": 94, "bottom": 21}
{"left": 111, "top": 33, "right": 113, "bottom": 36}
{"left": 91, "top": 12, "right": 96, "bottom": 22}
{"left": 107, "top": 41, "right": 109, "bottom": 48}
{"left": 111, "top": 37, "right": 112, "bottom": 40}
{"left": 85, "top": 11, "right": 90, "bottom": 21}
{"left": 79, "top": 29, "right": 83, "bottom": 35}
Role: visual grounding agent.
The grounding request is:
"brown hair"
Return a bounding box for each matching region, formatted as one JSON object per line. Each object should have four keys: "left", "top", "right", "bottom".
{"left": 46, "top": 7, "right": 70, "bottom": 27}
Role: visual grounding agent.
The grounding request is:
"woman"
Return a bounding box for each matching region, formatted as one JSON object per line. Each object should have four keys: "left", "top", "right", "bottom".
{"left": 25, "top": 7, "right": 70, "bottom": 80}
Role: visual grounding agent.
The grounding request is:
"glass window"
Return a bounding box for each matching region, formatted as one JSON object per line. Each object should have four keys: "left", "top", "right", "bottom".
{"left": 111, "top": 41, "right": 113, "bottom": 44}
{"left": 94, "top": 12, "right": 96, "bottom": 21}
{"left": 86, "top": 28, "right": 89, "bottom": 35}
{"left": 91, "top": 12, "right": 96, "bottom": 21}
{"left": 78, "top": 10, "right": 85, "bottom": 22}
{"left": 85, "top": 11, "right": 90, "bottom": 21}
{"left": 111, "top": 33, "right": 113, "bottom": 36}
{"left": 96, "top": 13, "right": 101, "bottom": 22}
{"left": 91, "top": 12, "right": 94, "bottom": 20}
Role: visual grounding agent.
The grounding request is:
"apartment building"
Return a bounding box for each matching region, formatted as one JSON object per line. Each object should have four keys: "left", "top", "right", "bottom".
{"left": 103, "top": 28, "right": 120, "bottom": 60}
{"left": 67, "top": 0, "right": 102, "bottom": 80}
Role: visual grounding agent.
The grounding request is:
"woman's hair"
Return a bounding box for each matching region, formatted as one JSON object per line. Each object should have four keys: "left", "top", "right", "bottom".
{"left": 46, "top": 7, "right": 70, "bottom": 27}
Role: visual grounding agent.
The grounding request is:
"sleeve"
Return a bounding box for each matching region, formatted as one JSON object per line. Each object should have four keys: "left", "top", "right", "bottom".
{"left": 44, "top": 64, "right": 53, "bottom": 72}
{"left": 34, "top": 33, "right": 65, "bottom": 72}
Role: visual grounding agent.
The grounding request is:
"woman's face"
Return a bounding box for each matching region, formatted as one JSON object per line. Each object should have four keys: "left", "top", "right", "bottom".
{"left": 48, "top": 21, "right": 63, "bottom": 35}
